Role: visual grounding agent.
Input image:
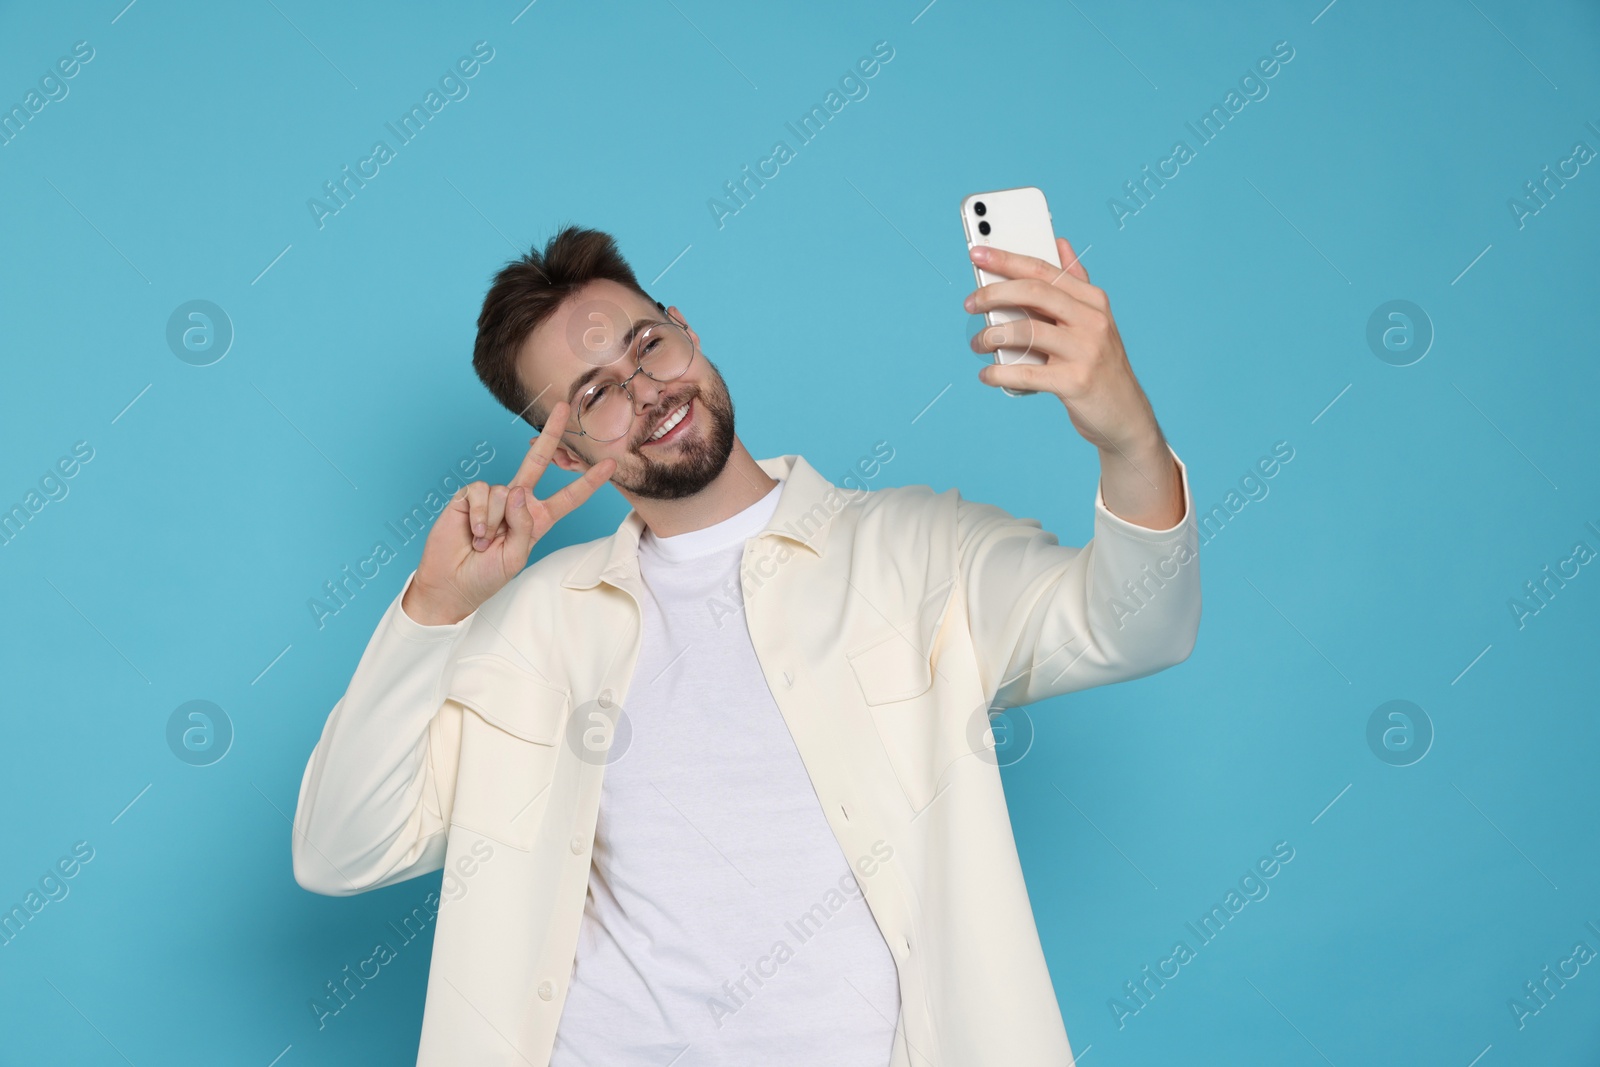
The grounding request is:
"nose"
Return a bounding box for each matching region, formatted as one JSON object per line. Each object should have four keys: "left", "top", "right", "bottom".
{"left": 629, "top": 371, "right": 668, "bottom": 413}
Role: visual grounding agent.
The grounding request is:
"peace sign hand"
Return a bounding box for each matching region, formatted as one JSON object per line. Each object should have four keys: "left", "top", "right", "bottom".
{"left": 401, "top": 400, "right": 617, "bottom": 626}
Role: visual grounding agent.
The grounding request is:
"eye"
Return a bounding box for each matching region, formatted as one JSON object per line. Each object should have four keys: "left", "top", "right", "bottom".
{"left": 581, "top": 386, "right": 605, "bottom": 412}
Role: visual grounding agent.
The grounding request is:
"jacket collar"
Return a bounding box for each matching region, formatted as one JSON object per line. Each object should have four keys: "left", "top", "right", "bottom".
{"left": 560, "top": 454, "right": 838, "bottom": 591}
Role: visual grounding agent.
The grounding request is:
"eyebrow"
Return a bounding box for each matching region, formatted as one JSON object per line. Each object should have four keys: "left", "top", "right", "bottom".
{"left": 564, "top": 317, "right": 659, "bottom": 406}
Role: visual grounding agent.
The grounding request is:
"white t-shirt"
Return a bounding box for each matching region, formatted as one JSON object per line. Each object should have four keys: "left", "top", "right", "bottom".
{"left": 548, "top": 477, "right": 900, "bottom": 1066}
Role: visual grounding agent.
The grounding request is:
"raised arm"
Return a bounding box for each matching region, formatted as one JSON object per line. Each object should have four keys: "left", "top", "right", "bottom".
{"left": 291, "top": 404, "right": 613, "bottom": 895}
{"left": 959, "top": 235, "right": 1201, "bottom": 709}
{"left": 958, "top": 448, "right": 1198, "bottom": 710}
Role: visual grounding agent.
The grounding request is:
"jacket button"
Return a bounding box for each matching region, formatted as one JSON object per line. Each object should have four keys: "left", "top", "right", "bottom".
{"left": 537, "top": 980, "right": 554, "bottom": 1001}
{"left": 599, "top": 688, "right": 615, "bottom": 708}
{"left": 570, "top": 836, "right": 586, "bottom": 855}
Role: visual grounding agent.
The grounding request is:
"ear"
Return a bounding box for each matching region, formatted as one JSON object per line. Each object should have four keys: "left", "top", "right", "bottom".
{"left": 666, "top": 305, "right": 700, "bottom": 350}
{"left": 551, "top": 444, "right": 584, "bottom": 473}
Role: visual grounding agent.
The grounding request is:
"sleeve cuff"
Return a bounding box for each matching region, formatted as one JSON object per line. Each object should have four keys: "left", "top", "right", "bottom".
{"left": 388, "top": 569, "right": 476, "bottom": 642}
{"left": 1093, "top": 444, "right": 1193, "bottom": 542}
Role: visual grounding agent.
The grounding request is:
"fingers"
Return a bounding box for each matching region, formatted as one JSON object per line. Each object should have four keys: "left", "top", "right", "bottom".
{"left": 539, "top": 457, "right": 616, "bottom": 527}
{"left": 970, "top": 316, "right": 1071, "bottom": 362}
{"left": 970, "top": 242, "right": 1057, "bottom": 282}
{"left": 968, "top": 242, "right": 1106, "bottom": 310}
{"left": 510, "top": 399, "right": 569, "bottom": 490}
{"left": 968, "top": 278, "right": 1098, "bottom": 327}
{"left": 465, "top": 481, "right": 491, "bottom": 545}
{"left": 482, "top": 484, "right": 510, "bottom": 549}
{"left": 979, "top": 358, "right": 1049, "bottom": 394}
{"left": 1057, "top": 237, "right": 1091, "bottom": 284}
{"left": 503, "top": 484, "right": 535, "bottom": 562}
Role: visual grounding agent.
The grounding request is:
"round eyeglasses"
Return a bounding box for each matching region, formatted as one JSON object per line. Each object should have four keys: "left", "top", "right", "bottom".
{"left": 537, "top": 319, "right": 697, "bottom": 443}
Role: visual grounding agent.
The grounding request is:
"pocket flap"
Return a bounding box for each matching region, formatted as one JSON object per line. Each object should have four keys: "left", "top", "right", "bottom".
{"left": 847, "top": 630, "right": 935, "bottom": 706}
{"left": 447, "top": 654, "right": 568, "bottom": 745}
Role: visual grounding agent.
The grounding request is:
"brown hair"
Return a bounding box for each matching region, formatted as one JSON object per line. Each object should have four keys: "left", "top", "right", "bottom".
{"left": 472, "top": 224, "right": 661, "bottom": 430}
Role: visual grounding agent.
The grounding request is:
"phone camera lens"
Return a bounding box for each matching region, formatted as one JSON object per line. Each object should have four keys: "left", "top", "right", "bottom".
{"left": 977, "top": 220, "right": 991, "bottom": 235}
{"left": 973, "top": 201, "right": 987, "bottom": 216}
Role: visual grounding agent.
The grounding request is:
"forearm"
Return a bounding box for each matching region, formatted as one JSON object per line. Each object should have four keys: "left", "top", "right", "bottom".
{"left": 1097, "top": 428, "right": 1186, "bottom": 532}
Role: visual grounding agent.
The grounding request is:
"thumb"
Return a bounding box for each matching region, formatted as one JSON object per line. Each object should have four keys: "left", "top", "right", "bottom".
{"left": 503, "top": 484, "right": 537, "bottom": 562}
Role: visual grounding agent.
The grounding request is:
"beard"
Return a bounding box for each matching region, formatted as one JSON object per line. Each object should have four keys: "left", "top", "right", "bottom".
{"left": 602, "top": 362, "right": 737, "bottom": 500}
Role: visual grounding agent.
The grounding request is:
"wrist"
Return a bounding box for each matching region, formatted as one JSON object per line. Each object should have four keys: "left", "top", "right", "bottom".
{"left": 401, "top": 578, "right": 470, "bottom": 628}
{"left": 1100, "top": 427, "right": 1167, "bottom": 468}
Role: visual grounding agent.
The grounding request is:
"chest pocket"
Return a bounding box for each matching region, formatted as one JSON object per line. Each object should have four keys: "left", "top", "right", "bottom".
{"left": 845, "top": 576, "right": 969, "bottom": 814}
{"left": 445, "top": 653, "right": 568, "bottom": 852}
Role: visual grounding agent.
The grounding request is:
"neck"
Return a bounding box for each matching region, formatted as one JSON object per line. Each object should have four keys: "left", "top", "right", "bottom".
{"left": 619, "top": 436, "right": 779, "bottom": 538}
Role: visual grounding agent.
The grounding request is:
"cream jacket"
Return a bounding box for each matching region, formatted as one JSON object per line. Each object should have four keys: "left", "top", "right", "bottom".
{"left": 292, "top": 449, "right": 1200, "bottom": 1065}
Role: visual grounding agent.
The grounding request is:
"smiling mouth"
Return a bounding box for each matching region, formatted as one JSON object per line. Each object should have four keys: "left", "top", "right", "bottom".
{"left": 643, "top": 398, "right": 693, "bottom": 446}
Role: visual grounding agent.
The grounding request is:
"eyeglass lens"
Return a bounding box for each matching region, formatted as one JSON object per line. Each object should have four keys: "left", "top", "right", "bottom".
{"left": 575, "top": 323, "right": 694, "bottom": 442}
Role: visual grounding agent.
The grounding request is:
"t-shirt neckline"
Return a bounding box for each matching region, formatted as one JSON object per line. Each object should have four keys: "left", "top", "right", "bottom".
{"left": 638, "top": 478, "right": 785, "bottom": 563}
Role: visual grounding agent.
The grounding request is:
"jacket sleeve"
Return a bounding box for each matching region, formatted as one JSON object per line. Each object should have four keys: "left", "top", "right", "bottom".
{"left": 956, "top": 444, "right": 1200, "bottom": 710}
{"left": 291, "top": 569, "right": 471, "bottom": 897}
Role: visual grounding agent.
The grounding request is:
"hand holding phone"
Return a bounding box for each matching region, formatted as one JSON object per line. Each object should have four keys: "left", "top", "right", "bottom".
{"left": 960, "top": 186, "right": 1060, "bottom": 397}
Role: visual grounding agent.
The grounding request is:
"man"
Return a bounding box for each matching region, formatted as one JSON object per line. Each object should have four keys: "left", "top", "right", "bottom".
{"left": 292, "top": 225, "right": 1200, "bottom": 1066}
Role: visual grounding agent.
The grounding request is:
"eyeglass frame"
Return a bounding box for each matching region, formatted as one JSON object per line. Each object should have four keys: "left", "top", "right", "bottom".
{"left": 531, "top": 304, "right": 698, "bottom": 441}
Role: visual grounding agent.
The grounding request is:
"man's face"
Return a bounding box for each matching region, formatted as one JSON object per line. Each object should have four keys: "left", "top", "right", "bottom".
{"left": 516, "top": 280, "right": 736, "bottom": 500}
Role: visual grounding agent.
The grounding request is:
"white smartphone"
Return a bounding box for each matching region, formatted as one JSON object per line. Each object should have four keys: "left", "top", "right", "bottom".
{"left": 960, "top": 186, "right": 1059, "bottom": 397}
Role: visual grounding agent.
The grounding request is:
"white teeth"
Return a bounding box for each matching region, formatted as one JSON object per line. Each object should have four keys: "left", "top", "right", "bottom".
{"left": 649, "top": 402, "right": 690, "bottom": 441}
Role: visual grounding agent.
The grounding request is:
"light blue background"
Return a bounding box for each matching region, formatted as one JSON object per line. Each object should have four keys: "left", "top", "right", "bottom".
{"left": 2, "top": 0, "right": 1597, "bottom": 1063}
